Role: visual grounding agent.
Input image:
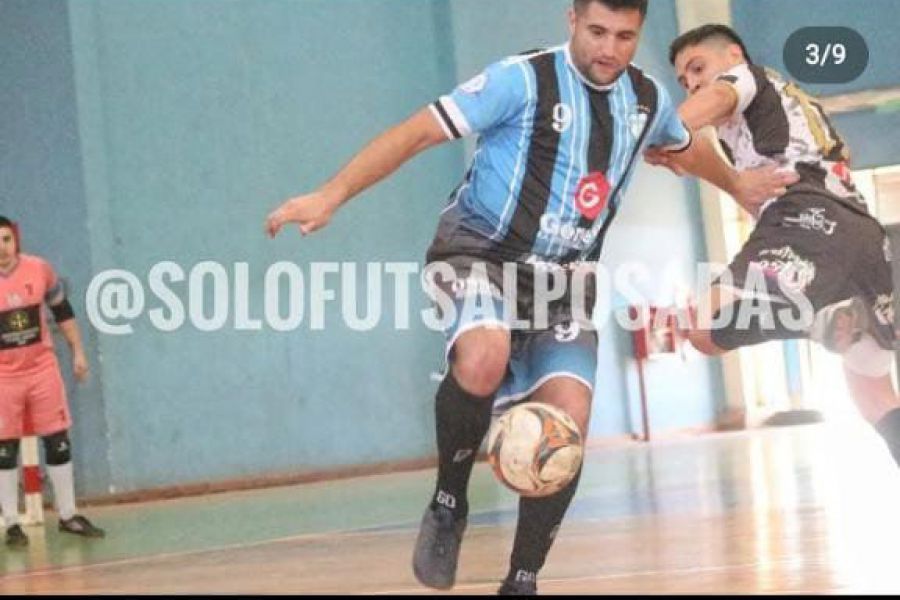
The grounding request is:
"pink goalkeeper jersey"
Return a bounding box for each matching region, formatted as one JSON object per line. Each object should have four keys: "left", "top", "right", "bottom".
{"left": 0, "top": 254, "right": 63, "bottom": 378}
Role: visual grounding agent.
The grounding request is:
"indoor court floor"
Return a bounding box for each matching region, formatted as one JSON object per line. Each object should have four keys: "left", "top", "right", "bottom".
{"left": 3, "top": 421, "right": 900, "bottom": 594}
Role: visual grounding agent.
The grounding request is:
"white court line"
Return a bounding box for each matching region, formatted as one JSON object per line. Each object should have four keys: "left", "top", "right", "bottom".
{"left": 3, "top": 524, "right": 840, "bottom": 595}
{"left": 1, "top": 508, "right": 522, "bottom": 583}
{"left": 372, "top": 556, "right": 837, "bottom": 595}
{"left": 0, "top": 521, "right": 422, "bottom": 582}
{"left": 3, "top": 516, "right": 841, "bottom": 594}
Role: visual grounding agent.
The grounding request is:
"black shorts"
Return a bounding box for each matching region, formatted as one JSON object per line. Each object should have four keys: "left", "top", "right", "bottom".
{"left": 712, "top": 192, "right": 896, "bottom": 350}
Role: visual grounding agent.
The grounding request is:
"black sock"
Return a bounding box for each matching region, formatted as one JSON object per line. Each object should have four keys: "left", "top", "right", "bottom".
{"left": 430, "top": 372, "right": 495, "bottom": 520}
{"left": 508, "top": 466, "right": 582, "bottom": 578}
{"left": 875, "top": 407, "right": 900, "bottom": 467}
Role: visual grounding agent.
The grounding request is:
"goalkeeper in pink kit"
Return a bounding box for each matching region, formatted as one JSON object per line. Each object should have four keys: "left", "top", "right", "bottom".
{"left": 0, "top": 216, "right": 104, "bottom": 547}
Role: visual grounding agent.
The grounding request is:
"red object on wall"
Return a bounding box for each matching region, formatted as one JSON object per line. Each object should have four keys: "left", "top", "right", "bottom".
{"left": 629, "top": 305, "right": 679, "bottom": 360}
{"left": 628, "top": 305, "right": 683, "bottom": 442}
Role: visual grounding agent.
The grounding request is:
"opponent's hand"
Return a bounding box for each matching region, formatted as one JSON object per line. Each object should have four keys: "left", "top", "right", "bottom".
{"left": 73, "top": 352, "right": 90, "bottom": 383}
{"left": 643, "top": 147, "right": 686, "bottom": 176}
{"left": 266, "top": 191, "right": 340, "bottom": 238}
{"left": 733, "top": 165, "right": 800, "bottom": 214}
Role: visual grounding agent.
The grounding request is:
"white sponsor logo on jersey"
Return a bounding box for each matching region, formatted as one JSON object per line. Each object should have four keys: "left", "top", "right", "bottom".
{"left": 538, "top": 214, "right": 598, "bottom": 250}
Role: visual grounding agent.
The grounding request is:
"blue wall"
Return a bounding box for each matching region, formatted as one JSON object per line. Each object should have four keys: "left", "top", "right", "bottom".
{"left": 67, "top": 0, "right": 462, "bottom": 492}
{"left": 0, "top": 0, "right": 111, "bottom": 494}
{"left": 4, "top": 0, "right": 722, "bottom": 496}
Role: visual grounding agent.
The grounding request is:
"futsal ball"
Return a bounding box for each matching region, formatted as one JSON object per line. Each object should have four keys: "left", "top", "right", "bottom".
{"left": 487, "top": 402, "right": 584, "bottom": 498}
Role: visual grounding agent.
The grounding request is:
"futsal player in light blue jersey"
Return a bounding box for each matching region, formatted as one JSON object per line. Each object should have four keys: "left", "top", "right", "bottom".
{"left": 267, "top": 0, "right": 795, "bottom": 594}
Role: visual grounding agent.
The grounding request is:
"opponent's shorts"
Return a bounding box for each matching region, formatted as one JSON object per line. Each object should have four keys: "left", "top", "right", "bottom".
{"left": 711, "top": 191, "right": 896, "bottom": 351}
{"left": 423, "top": 255, "right": 599, "bottom": 414}
{"left": 0, "top": 363, "right": 71, "bottom": 439}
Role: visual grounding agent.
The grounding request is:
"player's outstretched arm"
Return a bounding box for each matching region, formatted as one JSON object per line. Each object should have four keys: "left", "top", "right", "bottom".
{"left": 645, "top": 132, "right": 798, "bottom": 215}
{"left": 677, "top": 81, "right": 739, "bottom": 131}
{"left": 266, "top": 107, "right": 450, "bottom": 238}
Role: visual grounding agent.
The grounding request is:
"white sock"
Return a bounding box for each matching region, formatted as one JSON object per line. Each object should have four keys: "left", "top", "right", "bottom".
{"left": 47, "top": 462, "right": 77, "bottom": 521}
{"left": 0, "top": 468, "right": 20, "bottom": 527}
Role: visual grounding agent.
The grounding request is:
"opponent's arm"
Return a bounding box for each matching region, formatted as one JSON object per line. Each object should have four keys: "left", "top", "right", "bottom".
{"left": 677, "top": 81, "right": 739, "bottom": 131}
{"left": 266, "top": 108, "right": 450, "bottom": 237}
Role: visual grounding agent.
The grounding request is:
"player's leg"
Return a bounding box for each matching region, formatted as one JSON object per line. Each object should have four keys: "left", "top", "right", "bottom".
{"left": 414, "top": 257, "right": 512, "bottom": 590}
{"left": 0, "top": 377, "right": 27, "bottom": 546}
{"left": 688, "top": 195, "right": 850, "bottom": 356}
{"left": 844, "top": 365, "right": 900, "bottom": 467}
{"left": 432, "top": 325, "right": 511, "bottom": 517}
{"left": 40, "top": 430, "right": 104, "bottom": 537}
{"left": 686, "top": 284, "right": 741, "bottom": 356}
{"left": 497, "top": 322, "right": 596, "bottom": 595}
{"left": 414, "top": 324, "right": 511, "bottom": 590}
{"left": 0, "top": 438, "right": 26, "bottom": 547}
{"left": 500, "top": 378, "right": 590, "bottom": 596}
{"left": 29, "top": 366, "right": 104, "bottom": 537}
{"left": 838, "top": 229, "right": 900, "bottom": 467}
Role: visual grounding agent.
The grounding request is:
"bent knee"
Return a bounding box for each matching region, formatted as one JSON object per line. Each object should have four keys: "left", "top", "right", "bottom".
{"left": 688, "top": 329, "right": 726, "bottom": 356}
{"left": 452, "top": 332, "right": 510, "bottom": 396}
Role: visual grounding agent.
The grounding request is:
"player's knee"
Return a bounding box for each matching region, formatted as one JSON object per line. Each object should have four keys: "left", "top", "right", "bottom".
{"left": 42, "top": 430, "right": 71, "bottom": 466}
{"left": 452, "top": 344, "right": 509, "bottom": 397}
{"left": 688, "top": 329, "right": 726, "bottom": 356}
{"left": 532, "top": 378, "right": 592, "bottom": 437}
{"left": 0, "top": 439, "right": 20, "bottom": 470}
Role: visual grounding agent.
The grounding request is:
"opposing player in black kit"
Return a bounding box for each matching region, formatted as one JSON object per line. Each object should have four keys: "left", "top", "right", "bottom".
{"left": 649, "top": 24, "right": 899, "bottom": 472}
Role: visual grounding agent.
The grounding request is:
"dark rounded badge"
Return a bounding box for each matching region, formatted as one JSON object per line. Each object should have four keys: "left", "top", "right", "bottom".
{"left": 783, "top": 27, "right": 868, "bottom": 84}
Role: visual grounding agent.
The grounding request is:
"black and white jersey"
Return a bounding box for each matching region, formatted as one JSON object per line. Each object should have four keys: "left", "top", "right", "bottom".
{"left": 715, "top": 63, "right": 867, "bottom": 212}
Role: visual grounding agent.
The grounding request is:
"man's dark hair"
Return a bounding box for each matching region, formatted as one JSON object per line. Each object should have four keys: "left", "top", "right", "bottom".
{"left": 573, "top": 0, "right": 648, "bottom": 19}
{"left": 0, "top": 216, "right": 12, "bottom": 229}
{"left": 669, "top": 24, "right": 752, "bottom": 65}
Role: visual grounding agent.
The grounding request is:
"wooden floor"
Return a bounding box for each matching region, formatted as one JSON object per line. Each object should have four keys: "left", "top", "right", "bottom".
{"left": 3, "top": 421, "right": 900, "bottom": 594}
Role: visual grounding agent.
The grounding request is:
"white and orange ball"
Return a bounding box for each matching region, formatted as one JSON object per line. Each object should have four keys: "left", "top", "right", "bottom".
{"left": 487, "top": 402, "right": 583, "bottom": 498}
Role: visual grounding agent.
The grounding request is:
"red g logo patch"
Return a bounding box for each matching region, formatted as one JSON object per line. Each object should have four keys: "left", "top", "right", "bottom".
{"left": 575, "top": 172, "right": 610, "bottom": 221}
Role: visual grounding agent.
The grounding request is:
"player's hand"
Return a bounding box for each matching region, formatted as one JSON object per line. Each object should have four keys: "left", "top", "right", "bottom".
{"left": 643, "top": 147, "right": 686, "bottom": 176}
{"left": 73, "top": 352, "right": 90, "bottom": 383}
{"left": 266, "top": 191, "right": 340, "bottom": 238}
{"left": 733, "top": 165, "right": 800, "bottom": 214}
